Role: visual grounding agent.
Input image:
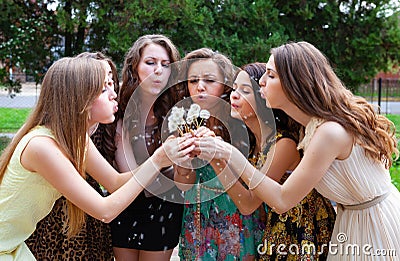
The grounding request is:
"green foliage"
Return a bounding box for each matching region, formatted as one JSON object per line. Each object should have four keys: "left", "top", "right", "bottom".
{"left": 386, "top": 114, "right": 400, "bottom": 137}
{"left": 385, "top": 114, "right": 400, "bottom": 190}
{"left": 0, "top": 136, "right": 11, "bottom": 154}
{"left": 1, "top": 0, "right": 399, "bottom": 89}
{"left": 0, "top": 0, "right": 60, "bottom": 85}
{"left": 272, "top": 0, "right": 400, "bottom": 92}
{"left": 107, "top": 0, "right": 288, "bottom": 67}
{"left": 0, "top": 68, "right": 21, "bottom": 95}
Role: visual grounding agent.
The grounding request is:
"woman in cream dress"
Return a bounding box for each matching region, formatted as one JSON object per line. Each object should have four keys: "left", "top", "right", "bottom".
{"left": 299, "top": 117, "right": 400, "bottom": 259}
{"left": 195, "top": 41, "right": 400, "bottom": 260}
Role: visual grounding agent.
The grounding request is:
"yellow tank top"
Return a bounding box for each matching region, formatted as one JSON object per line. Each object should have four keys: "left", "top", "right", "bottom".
{"left": 0, "top": 126, "right": 61, "bottom": 260}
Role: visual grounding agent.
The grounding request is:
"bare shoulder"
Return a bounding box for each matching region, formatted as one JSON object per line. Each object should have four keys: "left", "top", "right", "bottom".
{"left": 318, "top": 121, "right": 348, "bottom": 137}
{"left": 314, "top": 121, "right": 353, "bottom": 159}
{"left": 24, "top": 135, "right": 59, "bottom": 154}
{"left": 21, "top": 135, "right": 62, "bottom": 172}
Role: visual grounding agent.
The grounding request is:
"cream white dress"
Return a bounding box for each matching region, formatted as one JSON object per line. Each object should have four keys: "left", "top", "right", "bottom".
{"left": 298, "top": 118, "right": 400, "bottom": 260}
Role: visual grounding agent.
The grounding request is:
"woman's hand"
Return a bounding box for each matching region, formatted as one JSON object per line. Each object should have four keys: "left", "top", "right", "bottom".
{"left": 152, "top": 134, "right": 196, "bottom": 169}
{"left": 193, "top": 126, "right": 216, "bottom": 138}
{"left": 194, "top": 136, "right": 232, "bottom": 162}
{"left": 188, "top": 126, "right": 216, "bottom": 157}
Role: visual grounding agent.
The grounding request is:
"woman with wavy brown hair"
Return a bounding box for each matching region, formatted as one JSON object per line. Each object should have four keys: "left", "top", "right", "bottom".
{"left": 110, "top": 34, "right": 185, "bottom": 261}
{"left": 174, "top": 48, "right": 258, "bottom": 260}
{"left": 226, "top": 62, "right": 336, "bottom": 260}
{"left": 195, "top": 41, "right": 400, "bottom": 260}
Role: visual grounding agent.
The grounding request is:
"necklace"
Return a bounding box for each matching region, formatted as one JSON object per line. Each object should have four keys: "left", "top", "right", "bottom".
{"left": 194, "top": 171, "right": 238, "bottom": 258}
{"left": 196, "top": 184, "right": 201, "bottom": 259}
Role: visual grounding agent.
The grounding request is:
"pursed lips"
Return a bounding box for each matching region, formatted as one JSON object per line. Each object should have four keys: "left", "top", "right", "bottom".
{"left": 196, "top": 94, "right": 208, "bottom": 99}
{"left": 231, "top": 103, "right": 239, "bottom": 109}
{"left": 113, "top": 101, "right": 118, "bottom": 113}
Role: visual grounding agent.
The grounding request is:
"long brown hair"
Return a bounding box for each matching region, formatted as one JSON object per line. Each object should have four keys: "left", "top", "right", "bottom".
{"left": 0, "top": 56, "right": 105, "bottom": 235}
{"left": 271, "top": 41, "right": 398, "bottom": 167}
{"left": 239, "top": 63, "right": 302, "bottom": 157}
{"left": 77, "top": 52, "right": 120, "bottom": 164}
{"left": 118, "top": 34, "right": 181, "bottom": 147}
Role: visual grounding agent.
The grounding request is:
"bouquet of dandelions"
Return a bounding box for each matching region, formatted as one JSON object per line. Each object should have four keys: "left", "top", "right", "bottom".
{"left": 168, "top": 103, "right": 211, "bottom": 136}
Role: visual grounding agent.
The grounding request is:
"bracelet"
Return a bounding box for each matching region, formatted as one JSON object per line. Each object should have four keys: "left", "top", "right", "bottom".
{"left": 248, "top": 171, "right": 263, "bottom": 190}
{"left": 130, "top": 170, "right": 135, "bottom": 178}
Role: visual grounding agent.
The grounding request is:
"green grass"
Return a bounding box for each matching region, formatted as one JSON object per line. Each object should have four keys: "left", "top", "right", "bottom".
{"left": 0, "top": 108, "right": 31, "bottom": 133}
{"left": 0, "top": 136, "right": 11, "bottom": 154}
{"left": 386, "top": 114, "right": 400, "bottom": 189}
{"left": 0, "top": 108, "right": 31, "bottom": 153}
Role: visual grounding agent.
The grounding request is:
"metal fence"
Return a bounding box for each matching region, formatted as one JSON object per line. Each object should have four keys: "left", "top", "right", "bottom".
{"left": 358, "top": 78, "right": 400, "bottom": 102}
{"left": 356, "top": 78, "right": 400, "bottom": 114}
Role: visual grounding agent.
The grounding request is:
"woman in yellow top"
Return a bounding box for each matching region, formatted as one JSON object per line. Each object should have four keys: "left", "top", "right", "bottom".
{"left": 0, "top": 55, "right": 195, "bottom": 260}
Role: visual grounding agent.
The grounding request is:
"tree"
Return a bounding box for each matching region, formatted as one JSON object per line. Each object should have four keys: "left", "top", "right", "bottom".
{"left": 107, "top": 0, "right": 288, "bottom": 67}
{"left": 274, "top": 0, "right": 400, "bottom": 91}
{"left": 1, "top": 0, "right": 399, "bottom": 92}
{"left": 55, "top": 0, "right": 116, "bottom": 56}
{"left": 0, "top": 0, "right": 60, "bottom": 86}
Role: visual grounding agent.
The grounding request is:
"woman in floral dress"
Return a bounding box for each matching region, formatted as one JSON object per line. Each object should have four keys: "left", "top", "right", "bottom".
{"left": 174, "top": 48, "right": 259, "bottom": 260}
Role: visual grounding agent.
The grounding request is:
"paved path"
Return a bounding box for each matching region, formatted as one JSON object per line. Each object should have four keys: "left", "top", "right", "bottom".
{"left": 0, "top": 95, "right": 38, "bottom": 108}
{"left": 0, "top": 82, "right": 40, "bottom": 108}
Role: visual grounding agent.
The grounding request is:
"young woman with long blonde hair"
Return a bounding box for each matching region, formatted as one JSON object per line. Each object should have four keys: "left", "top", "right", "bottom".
{"left": 0, "top": 55, "right": 191, "bottom": 260}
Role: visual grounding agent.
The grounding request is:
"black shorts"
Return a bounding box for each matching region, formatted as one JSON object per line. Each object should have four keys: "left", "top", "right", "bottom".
{"left": 110, "top": 190, "right": 184, "bottom": 251}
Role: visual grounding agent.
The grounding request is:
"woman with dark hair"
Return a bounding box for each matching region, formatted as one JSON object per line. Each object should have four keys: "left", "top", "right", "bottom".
{"left": 110, "top": 34, "right": 186, "bottom": 261}
{"left": 226, "top": 62, "right": 336, "bottom": 260}
{"left": 175, "top": 48, "right": 257, "bottom": 260}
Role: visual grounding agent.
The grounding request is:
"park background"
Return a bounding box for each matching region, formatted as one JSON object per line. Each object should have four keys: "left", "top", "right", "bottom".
{"left": 1, "top": 0, "right": 400, "bottom": 191}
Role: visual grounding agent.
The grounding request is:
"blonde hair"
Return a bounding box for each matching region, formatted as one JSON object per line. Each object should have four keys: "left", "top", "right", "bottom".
{"left": 0, "top": 56, "right": 105, "bottom": 236}
{"left": 271, "top": 41, "right": 398, "bottom": 167}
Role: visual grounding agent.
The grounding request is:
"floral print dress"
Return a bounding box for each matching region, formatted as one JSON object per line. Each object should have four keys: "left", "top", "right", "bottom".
{"left": 179, "top": 162, "right": 264, "bottom": 260}
{"left": 258, "top": 132, "right": 336, "bottom": 261}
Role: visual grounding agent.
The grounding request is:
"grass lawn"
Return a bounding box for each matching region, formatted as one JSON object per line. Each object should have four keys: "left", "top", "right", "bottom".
{"left": 0, "top": 108, "right": 31, "bottom": 153}
{"left": 385, "top": 114, "right": 400, "bottom": 189}
{"left": 0, "top": 108, "right": 31, "bottom": 133}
